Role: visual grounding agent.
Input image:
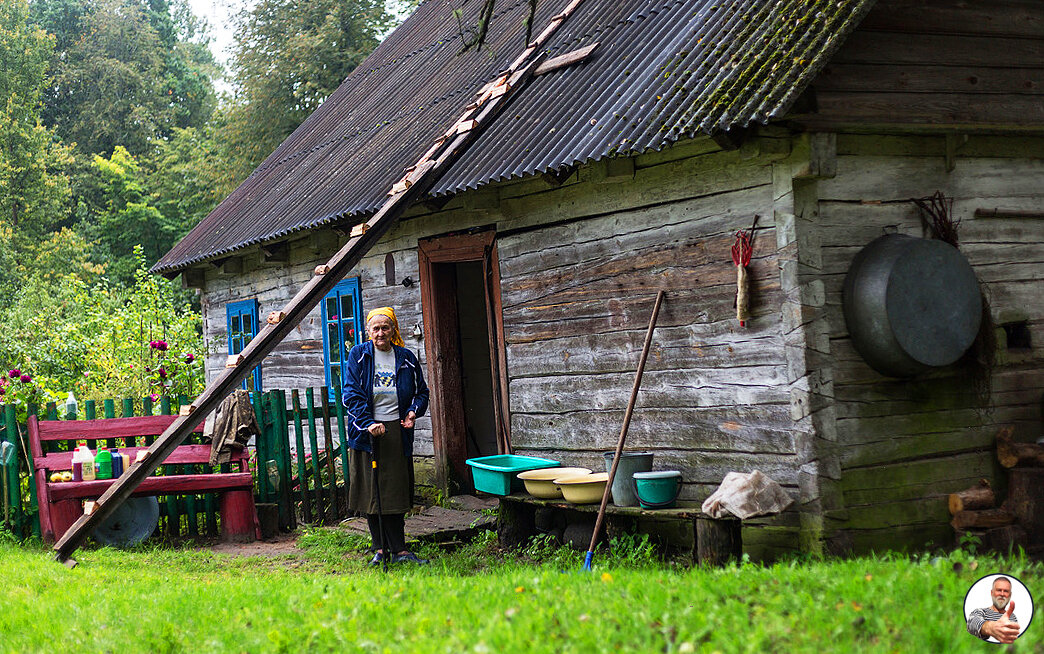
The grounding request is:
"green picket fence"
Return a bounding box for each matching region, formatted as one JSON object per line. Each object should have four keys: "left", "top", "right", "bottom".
{"left": 0, "top": 388, "right": 352, "bottom": 541}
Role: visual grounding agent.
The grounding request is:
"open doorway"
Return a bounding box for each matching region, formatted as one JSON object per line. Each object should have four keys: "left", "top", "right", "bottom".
{"left": 418, "top": 230, "right": 510, "bottom": 494}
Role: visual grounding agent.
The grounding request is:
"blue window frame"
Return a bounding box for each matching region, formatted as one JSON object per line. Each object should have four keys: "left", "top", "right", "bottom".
{"left": 321, "top": 277, "right": 364, "bottom": 401}
{"left": 226, "top": 298, "right": 262, "bottom": 391}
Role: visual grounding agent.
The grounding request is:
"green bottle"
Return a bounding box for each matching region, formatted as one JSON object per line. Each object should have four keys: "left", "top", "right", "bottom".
{"left": 95, "top": 445, "right": 113, "bottom": 480}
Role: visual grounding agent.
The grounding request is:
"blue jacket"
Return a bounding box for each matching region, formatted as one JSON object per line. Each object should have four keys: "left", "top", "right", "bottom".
{"left": 342, "top": 341, "right": 429, "bottom": 455}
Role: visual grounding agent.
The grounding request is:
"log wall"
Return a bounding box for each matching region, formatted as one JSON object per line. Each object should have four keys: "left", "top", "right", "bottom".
{"left": 196, "top": 136, "right": 805, "bottom": 560}
{"left": 814, "top": 134, "right": 1044, "bottom": 554}
{"left": 804, "top": 0, "right": 1044, "bottom": 131}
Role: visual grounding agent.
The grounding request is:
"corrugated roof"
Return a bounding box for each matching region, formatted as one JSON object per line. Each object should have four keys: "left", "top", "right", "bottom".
{"left": 154, "top": 0, "right": 876, "bottom": 274}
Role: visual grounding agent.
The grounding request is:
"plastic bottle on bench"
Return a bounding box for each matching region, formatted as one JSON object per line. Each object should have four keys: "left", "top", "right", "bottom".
{"left": 72, "top": 447, "right": 85, "bottom": 482}
{"left": 110, "top": 448, "right": 122, "bottom": 477}
{"left": 80, "top": 447, "right": 96, "bottom": 481}
{"left": 95, "top": 446, "right": 112, "bottom": 480}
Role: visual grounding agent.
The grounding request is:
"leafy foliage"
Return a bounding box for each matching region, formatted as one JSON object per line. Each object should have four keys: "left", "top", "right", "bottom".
{"left": 218, "top": 0, "right": 394, "bottom": 184}
{"left": 34, "top": 0, "right": 217, "bottom": 157}
{"left": 0, "top": 245, "right": 204, "bottom": 404}
{"left": 0, "top": 0, "right": 73, "bottom": 259}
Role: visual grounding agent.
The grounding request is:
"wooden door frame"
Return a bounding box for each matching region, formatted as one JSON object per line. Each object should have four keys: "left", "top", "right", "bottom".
{"left": 418, "top": 230, "right": 511, "bottom": 493}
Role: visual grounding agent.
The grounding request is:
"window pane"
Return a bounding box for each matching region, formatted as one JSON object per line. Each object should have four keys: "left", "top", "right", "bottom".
{"left": 331, "top": 365, "right": 341, "bottom": 392}
{"left": 326, "top": 297, "right": 338, "bottom": 320}
{"left": 328, "top": 323, "right": 341, "bottom": 361}
{"left": 242, "top": 314, "right": 253, "bottom": 335}
{"left": 231, "top": 315, "right": 241, "bottom": 334}
{"left": 340, "top": 294, "right": 354, "bottom": 322}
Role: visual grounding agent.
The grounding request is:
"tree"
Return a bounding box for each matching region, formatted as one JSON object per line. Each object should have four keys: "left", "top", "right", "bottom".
{"left": 78, "top": 146, "right": 179, "bottom": 284}
{"left": 0, "top": 0, "right": 72, "bottom": 265}
{"left": 34, "top": 0, "right": 217, "bottom": 156}
{"left": 220, "top": 0, "right": 395, "bottom": 181}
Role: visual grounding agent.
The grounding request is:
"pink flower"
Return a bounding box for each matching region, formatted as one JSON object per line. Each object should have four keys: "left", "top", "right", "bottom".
{"left": 0, "top": 387, "right": 6, "bottom": 395}
{"left": 184, "top": 354, "right": 195, "bottom": 364}
{"left": 157, "top": 368, "right": 167, "bottom": 378}
{"left": 8, "top": 369, "right": 19, "bottom": 378}
{"left": 19, "top": 374, "right": 31, "bottom": 383}
{"left": 155, "top": 341, "right": 168, "bottom": 351}
{"left": 149, "top": 393, "right": 159, "bottom": 402}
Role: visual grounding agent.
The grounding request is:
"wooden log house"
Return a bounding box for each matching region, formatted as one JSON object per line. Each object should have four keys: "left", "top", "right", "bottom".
{"left": 153, "top": 0, "right": 1044, "bottom": 559}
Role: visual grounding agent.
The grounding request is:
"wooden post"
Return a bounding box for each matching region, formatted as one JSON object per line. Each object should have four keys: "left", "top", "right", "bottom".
{"left": 333, "top": 387, "right": 351, "bottom": 514}
{"left": 320, "top": 391, "right": 339, "bottom": 520}
{"left": 305, "top": 388, "right": 326, "bottom": 521}
{"left": 53, "top": 38, "right": 555, "bottom": 564}
{"left": 252, "top": 392, "right": 270, "bottom": 503}
{"left": 3, "top": 405, "right": 21, "bottom": 537}
{"left": 497, "top": 498, "right": 535, "bottom": 550}
{"left": 291, "top": 391, "right": 311, "bottom": 524}
{"left": 696, "top": 517, "right": 742, "bottom": 566}
{"left": 268, "top": 391, "right": 293, "bottom": 531}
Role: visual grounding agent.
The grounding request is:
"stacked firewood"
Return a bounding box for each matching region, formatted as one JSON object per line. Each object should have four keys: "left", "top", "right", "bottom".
{"left": 949, "top": 427, "right": 1044, "bottom": 552}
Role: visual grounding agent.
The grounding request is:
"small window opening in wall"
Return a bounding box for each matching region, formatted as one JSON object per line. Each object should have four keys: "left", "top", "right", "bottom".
{"left": 1002, "top": 321, "right": 1032, "bottom": 350}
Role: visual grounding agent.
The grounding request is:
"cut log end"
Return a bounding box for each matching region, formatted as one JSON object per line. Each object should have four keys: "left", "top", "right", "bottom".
{"left": 948, "top": 485, "right": 996, "bottom": 515}
{"left": 266, "top": 310, "right": 286, "bottom": 325}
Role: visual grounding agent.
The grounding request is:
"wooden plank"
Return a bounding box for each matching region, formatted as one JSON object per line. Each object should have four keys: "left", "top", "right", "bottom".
{"left": 855, "top": 0, "right": 1044, "bottom": 39}
{"left": 321, "top": 391, "right": 339, "bottom": 520}
{"left": 505, "top": 327, "right": 785, "bottom": 377}
{"left": 292, "top": 390, "right": 312, "bottom": 524}
{"left": 510, "top": 407, "right": 795, "bottom": 454}
{"left": 34, "top": 445, "right": 248, "bottom": 471}
{"left": 509, "top": 367, "right": 791, "bottom": 414}
{"left": 533, "top": 42, "right": 600, "bottom": 76}
{"left": 305, "top": 388, "right": 327, "bottom": 521}
{"left": 54, "top": 45, "right": 556, "bottom": 562}
{"left": 33, "top": 416, "right": 203, "bottom": 442}
{"left": 814, "top": 63, "right": 1044, "bottom": 95}
{"left": 49, "top": 473, "right": 254, "bottom": 500}
{"left": 810, "top": 91, "right": 1044, "bottom": 128}
{"left": 831, "top": 31, "right": 1044, "bottom": 67}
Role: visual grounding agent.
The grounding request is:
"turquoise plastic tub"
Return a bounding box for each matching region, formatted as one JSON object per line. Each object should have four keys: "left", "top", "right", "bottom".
{"left": 466, "top": 455, "right": 560, "bottom": 495}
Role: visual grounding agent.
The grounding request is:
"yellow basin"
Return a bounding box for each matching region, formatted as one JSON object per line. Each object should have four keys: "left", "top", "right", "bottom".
{"left": 517, "top": 467, "right": 592, "bottom": 498}
{"left": 554, "top": 472, "right": 610, "bottom": 504}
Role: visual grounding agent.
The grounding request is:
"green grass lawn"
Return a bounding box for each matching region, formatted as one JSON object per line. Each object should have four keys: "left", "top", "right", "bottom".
{"left": 1, "top": 529, "right": 1041, "bottom": 653}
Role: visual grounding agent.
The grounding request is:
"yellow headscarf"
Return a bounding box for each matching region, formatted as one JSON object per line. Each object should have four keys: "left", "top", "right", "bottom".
{"left": 366, "top": 307, "right": 404, "bottom": 347}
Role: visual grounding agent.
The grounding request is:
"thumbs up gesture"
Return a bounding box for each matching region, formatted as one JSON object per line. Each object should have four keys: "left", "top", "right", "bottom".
{"left": 986, "top": 600, "right": 1020, "bottom": 644}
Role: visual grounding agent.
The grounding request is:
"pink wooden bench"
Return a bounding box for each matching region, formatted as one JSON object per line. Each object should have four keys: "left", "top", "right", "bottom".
{"left": 29, "top": 414, "right": 260, "bottom": 544}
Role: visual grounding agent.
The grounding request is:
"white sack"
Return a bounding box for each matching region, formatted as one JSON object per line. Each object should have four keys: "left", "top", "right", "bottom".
{"left": 701, "top": 470, "right": 794, "bottom": 519}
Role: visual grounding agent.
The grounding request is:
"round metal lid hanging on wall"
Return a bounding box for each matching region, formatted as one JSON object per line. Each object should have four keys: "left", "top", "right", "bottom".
{"left": 842, "top": 233, "right": 982, "bottom": 377}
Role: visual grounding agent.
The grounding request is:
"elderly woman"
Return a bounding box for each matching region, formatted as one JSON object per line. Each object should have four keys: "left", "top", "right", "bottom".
{"left": 343, "top": 307, "right": 430, "bottom": 565}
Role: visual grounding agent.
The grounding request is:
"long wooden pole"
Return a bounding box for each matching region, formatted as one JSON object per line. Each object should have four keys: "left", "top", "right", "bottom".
{"left": 53, "top": 1, "right": 593, "bottom": 566}
{"left": 582, "top": 290, "right": 665, "bottom": 571}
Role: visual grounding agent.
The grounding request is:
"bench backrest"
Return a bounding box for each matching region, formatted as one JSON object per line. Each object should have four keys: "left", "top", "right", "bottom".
{"left": 27, "top": 415, "right": 248, "bottom": 474}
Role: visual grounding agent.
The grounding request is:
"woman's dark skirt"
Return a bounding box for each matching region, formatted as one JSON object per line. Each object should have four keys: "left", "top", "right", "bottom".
{"left": 348, "top": 420, "right": 414, "bottom": 515}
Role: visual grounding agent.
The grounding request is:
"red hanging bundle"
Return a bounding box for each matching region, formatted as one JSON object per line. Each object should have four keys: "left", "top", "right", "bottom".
{"left": 731, "top": 216, "right": 758, "bottom": 327}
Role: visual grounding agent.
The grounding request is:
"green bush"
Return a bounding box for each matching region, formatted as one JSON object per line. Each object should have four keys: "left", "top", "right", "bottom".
{"left": 0, "top": 244, "right": 204, "bottom": 407}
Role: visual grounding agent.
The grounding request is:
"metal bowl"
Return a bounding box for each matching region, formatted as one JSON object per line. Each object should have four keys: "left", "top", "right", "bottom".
{"left": 842, "top": 234, "right": 981, "bottom": 377}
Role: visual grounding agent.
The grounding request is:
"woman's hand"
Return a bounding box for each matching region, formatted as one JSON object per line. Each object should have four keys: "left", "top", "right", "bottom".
{"left": 401, "top": 411, "right": 416, "bottom": 429}
{"left": 367, "top": 422, "right": 386, "bottom": 437}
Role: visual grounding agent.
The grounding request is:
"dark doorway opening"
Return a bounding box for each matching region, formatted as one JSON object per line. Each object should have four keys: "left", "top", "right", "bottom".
{"left": 419, "top": 231, "right": 510, "bottom": 494}
{"left": 454, "top": 261, "right": 499, "bottom": 459}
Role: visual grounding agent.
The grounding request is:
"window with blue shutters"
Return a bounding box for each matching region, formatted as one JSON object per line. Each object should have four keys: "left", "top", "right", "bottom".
{"left": 321, "top": 277, "right": 364, "bottom": 401}
{"left": 226, "top": 299, "right": 262, "bottom": 391}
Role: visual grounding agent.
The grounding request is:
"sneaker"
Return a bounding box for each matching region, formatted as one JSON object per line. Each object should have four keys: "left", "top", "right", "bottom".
{"left": 368, "top": 551, "right": 385, "bottom": 567}
{"left": 393, "top": 551, "right": 429, "bottom": 565}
